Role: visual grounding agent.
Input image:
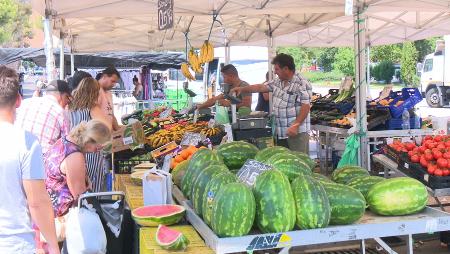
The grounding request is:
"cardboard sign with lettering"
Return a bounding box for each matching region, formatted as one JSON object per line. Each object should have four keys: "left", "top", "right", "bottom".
{"left": 237, "top": 159, "right": 273, "bottom": 187}
{"left": 111, "top": 121, "right": 145, "bottom": 153}
{"left": 158, "top": 0, "right": 174, "bottom": 30}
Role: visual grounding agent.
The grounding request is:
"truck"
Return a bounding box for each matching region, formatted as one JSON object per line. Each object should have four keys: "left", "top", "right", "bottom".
{"left": 419, "top": 35, "right": 450, "bottom": 107}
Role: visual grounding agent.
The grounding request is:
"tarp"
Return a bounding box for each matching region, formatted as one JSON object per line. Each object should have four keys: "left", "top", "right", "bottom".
{"left": 0, "top": 48, "right": 185, "bottom": 70}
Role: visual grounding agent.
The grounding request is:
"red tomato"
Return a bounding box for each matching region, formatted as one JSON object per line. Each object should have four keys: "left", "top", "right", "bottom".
{"left": 434, "top": 135, "right": 443, "bottom": 142}
{"left": 424, "top": 136, "right": 433, "bottom": 143}
{"left": 420, "top": 156, "right": 429, "bottom": 167}
{"left": 437, "top": 143, "right": 447, "bottom": 150}
{"left": 435, "top": 169, "right": 444, "bottom": 176}
{"left": 425, "top": 153, "right": 434, "bottom": 161}
{"left": 405, "top": 143, "right": 416, "bottom": 151}
{"left": 443, "top": 152, "right": 450, "bottom": 159}
{"left": 411, "top": 154, "right": 420, "bottom": 163}
{"left": 408, "top": 151, "right": 414, "bottom": 157}
{"left": 445, "top": 141, "right": 450, "bottom": 148}
{"left": 437, "top": 158, "right": 448, "bottom": 168}
{"left": 434, "top": 151, "right": 443, "bottom": 160}
{"left": 428, "top": 164, "right": 437, "bottom": 174}
{"left": 418, "top": 146, "right": 426, "bottom": 153}
{"left": 427, "top": 142, "right": 437, "bottom": 149}
{"left": 443, "top": 169, "right": 450, "bottom": 176}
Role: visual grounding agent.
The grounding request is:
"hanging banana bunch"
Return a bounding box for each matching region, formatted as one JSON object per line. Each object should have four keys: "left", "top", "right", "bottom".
{"left": 181, "top": 62, "right": 195, "bottom": 81}
{"left": 188, "top": 48, "right": 203, "bottom": 74}
{"left": 199, "top": 40, "right": 214, "bottom": 64}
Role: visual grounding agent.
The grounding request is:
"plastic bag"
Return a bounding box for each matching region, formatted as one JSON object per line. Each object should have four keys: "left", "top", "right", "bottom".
{"left": 337, "top": 134, "right": 360, "bottom": 168}
{"left": 66, "top": 204, "right": 107, "bottom": 254}
{"left": 215, "top": 105, "right": 230, "bottom": 125}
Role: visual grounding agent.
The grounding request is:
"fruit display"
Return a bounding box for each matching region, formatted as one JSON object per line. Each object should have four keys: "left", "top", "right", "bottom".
{"left": 181, "top": 62, "right": 196, "bottom": 81}
{"left": 367, "top": 177, "right": 427, "bottom": 216}
{"left": 211, "top": 183, "right": 256, "bottom": 237}
{"left": 199, "top": 40, "right": 214, "bottom": 64}
{"left": 346, "top": 176, "right": 385, "bottom": 199}
{"left": 132, "top": 204, "right": 186, "bottom": 227}
{"left": 254, "top": 146, "right": 290, "bottom": 163}
{"left": 291, "top": 175, "right": 330, "bottom": 229}
{"left": 171, "top": 160, "right": 189, "bottom": 187}
{"left": 253, "top": 170, "right": 296, "bottom": 233}
{"left": 331, "top": 165, "right": 370, "bottom": 184}
{"left": 171, "top": 146, "right": 198, "bottom": 170}
{"left": 291, "top": 151, "right": 317, "bottom": 170}
{"left": 265, "top": 153, "right": 312, "bottom": 181}
{"left": 321, "top": 181, "right": 366, "bottom": 225}
{"left": 216, "top": 141, "right": 259, "bottom": 169}
{"left": 155, "top": 225, "right": 190, "bottom": 251}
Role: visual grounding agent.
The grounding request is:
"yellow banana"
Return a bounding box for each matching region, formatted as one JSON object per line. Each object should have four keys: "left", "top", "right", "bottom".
{"left": 181, "top": 62, "right": 195, "bottom": 81}
{"left": 206, "top": 41, "right": 214, "bottom": 62}
{"left": 199, "top": 42, "right": 207, "bottom": 64}
{"left": 188, "top": 48, "right": 203, "bottom": 74}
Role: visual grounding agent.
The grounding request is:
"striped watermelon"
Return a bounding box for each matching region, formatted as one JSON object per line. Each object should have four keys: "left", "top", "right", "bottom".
{"left": 132, "top": 205, "right": 185, "bottom": 227}
{"left": 202, "top": 172, "right": 237, "bottom": 226}
{"left": 312, "top": 173, "right": 332, "bottom": 183}
{"left": 172, "top": 160, "right": 189, "bottom": 187}
{"left": 347, "top": 176, "right": 385, "bottom": 199}
{"left": 291, "top": 152, "right": 316, "bottom": 170}
{"left": 191, "top": 164, "right": 228, "bottom": 216}
{"left": 331, "top": 166, "right": 369, "bottom": 184}
{"left": 216, "top": 141, "right": 259, "bottom": 169}
{"left": 254, "top": 146, "right": 290, "bottom": 163}
{"left": 155, "top": 225, "right": 190, "bottom": 251}
{"left": 181, "top": 149, "right": 223, "bottom": 198}
{"left": 266, "top": 153, "right": 311, "bottom": 181}
{"left": 253, "top": 170, "right": 296, "bottom": 233}
{"left": 322, "top": 182, "right": 366, "bottom": 225}
{"left": 367, "top": 177, "right": 427, "bottom": 216}
{"left": 291, "top": 175, "right": 330, "bottom": 229}
{"left": 211, "top": 183, "right": 256, "bottom": 237}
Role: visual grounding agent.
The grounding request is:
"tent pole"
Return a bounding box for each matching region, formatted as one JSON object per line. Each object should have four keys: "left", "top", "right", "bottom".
{"left": 59, "top": 36, "right": 64, "bottom": 80}
{"left": 70, "top": 53, "right": 75, "bottom": 75}
{"left": 367, "top": 44, "right": 371, "bottom": 100}
{"left": 354, "top": 2, "right": 368, "bottom": 169}
{"left": 43, "top": 16, "right": 56, "bottom": 82}
{"left": 266, "top": 17, "right": 274, "bottom": 115}
{"left": 225, "top": 44, "right": 230, "bottom": 64}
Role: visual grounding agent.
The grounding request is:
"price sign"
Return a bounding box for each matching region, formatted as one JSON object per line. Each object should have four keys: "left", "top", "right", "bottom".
{"left": 158, "top": 0, "right": 174, "bottom": 30}
{"left": 180, "top": 132, "right": 204, "bottom": 146}
{"left": 123, "top": 136, "right": 134, "bottom": 145}
{"left": 236, "top": 159, "right": 273, "bottom": 187}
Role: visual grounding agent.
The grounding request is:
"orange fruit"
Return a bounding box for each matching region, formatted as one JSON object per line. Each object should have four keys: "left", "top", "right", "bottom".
{"left": 180, "top": 149, "right": 190, "bottom": 159}
{"left": 174, "top": 155, "right": 184, "bottom": 163}
{"left": 170, "top": 160, "right": 176, "bottom": 169}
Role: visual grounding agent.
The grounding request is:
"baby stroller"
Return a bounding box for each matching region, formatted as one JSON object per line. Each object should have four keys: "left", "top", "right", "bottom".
{"left": 66, "top": 192, "right": 126, "bottom": 254}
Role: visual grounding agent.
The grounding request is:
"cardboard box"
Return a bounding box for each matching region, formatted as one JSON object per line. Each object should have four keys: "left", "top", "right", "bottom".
{"left": 110, "top": 121, "right": 145, "bottom": 152}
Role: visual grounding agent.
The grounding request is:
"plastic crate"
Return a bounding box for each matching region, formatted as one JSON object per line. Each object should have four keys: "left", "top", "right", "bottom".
{"left": 388, "top": 88, "right": 423, "bottom": 118}
{"left": 386, "top": 117, "right": 421, "bottom": 130}
{"left": 335, "top": 102, "right": 355, "bottom": 114}
{"left": 113, "top": 158, "right": 151, "bottom": 174}
{"left": 408, "top": 163, "right": 450, "bottom": 189}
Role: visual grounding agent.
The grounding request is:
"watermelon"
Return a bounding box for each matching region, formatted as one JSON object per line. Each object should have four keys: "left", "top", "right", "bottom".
{"left": 181, "top": 149, "right": 223, "bottom": 198}
{"left": 312, "top": 173, "right": 332, "bottom": 183}
{"left": 172, "top": 160, "right": 189, "bottom": 187}
{"left": 202, "top": 172, "right": 237, "bottom": 226}
{"left": 291, "top": 152, "right": 316, "bottom": 170}
{"left": 132, "top": 204, "right": 185, "bottom": 227}
{"left": 155, "top": 225, "right": 190, "bottom": 251}
{"left": 347, "top": 176, "right": 385, "bottom": 199}
{"left": 253, "top": 170, "right": 296, "bottom": 233}
{"left": 322, "top": 182, "right": 366, "bottom": 225}
{"left": 367, "top": 177, "right": 427, "bottom": 216}
{"left": 254, "top": 146, "right": 290, "bottom": 163}
{"left": 331, "top": 166, "right": 369, "bottom": 184}
{"left": 266, "top": 153, "right": 311, "bottom": 181}
{"left": 211, "top": 183, "right": 256, "bottom": 237}
{"left": 191, "top": 164, "right": 228, "bottom": 216}
{"left": 216, "top": 141, "right": 259, "bottom": 169}
{"left": 291, "top": 175, "right": 330, "bottom": 229}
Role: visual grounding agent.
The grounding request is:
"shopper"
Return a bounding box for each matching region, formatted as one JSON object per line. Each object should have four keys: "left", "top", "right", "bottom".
{"left": 197, "top": 64, "right": 252, "bottom": 110}
{"left": 98, "top": 67, "right": 120, "bottom": 131}
{"left": 231, "top": 53, "right": 312, "bottom": 154}
{"left": 69, "top": 77, "right": 111, "bottom": 192}
{"left": 16, "top": 79, "right": 72, "bottom": 154}
{"left": 67, "top": 70, "right": 92, "bottom": 91}
{"left": 0, "top": 65, "right": 59, "bottom": 254}
{"left": 132, "top": 75, "right": 143, "bottom": 100}
{"left": 255, "top": 72, "right": 270, "bottom": 113}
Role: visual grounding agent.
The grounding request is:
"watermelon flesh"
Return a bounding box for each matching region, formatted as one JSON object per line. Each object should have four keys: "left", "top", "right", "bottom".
{"left": 156, "top": 225, "right": 190, "bottom": 251}
{"left": 132, "top": 204, "right": 185, "bottom": 227}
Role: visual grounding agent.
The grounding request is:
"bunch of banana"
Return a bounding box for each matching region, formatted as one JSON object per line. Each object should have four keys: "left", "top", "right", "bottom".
{"left": 199, "top": 40, "right": 214, "bottom": 64}
{"left": 188, "top": 48, "right": 203, "bottom": 74}
{"left": 146, "top": 133, "right": 172, "bottom": 148}
{"left": 181, "top": 62, "right": 195, "bottom": 81}
{"left": 200, "top": 127, "right": 222, "bottom": 137}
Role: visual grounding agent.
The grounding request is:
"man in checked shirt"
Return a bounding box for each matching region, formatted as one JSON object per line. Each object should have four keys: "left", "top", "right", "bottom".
{"left": 231, "top": 53, "right": 312, "bottom": 154}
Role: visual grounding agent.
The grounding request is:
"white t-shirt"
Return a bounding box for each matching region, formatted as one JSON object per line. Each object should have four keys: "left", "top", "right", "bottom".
{"left": 0, "top": 122, "right": 45, "bottom": 253}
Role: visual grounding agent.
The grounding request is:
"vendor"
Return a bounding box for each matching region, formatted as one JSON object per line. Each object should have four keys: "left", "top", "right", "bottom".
{"left": 231, "top": 53, "right": 312, "bottom": 154}
{"left": 196, "top": 64, "right": 252, "bottom": 110}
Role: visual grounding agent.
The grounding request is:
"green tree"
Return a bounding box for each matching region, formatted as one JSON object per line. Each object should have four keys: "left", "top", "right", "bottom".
{"left": 0, "top": 0, "right": 33, "bottom": 47}
{"left": 370, "top": 44, "right": 402, "bottom": 63}
{"left": 276, "top": 47, "right": 322, "bottom": 71}
{"left": 414, "top": 37, "right": 441, "bottom": 62}
{"left": 400, "top": 41, "right": 419, "bottom": 86}
{"left": 317, "top": 47, "right": 338, "bottom": 72}
{"left": 333, "top": 47, "right": 355, "bottom": 77}
{"left": 372, "top": 61, "right": 395, "bottom": 84}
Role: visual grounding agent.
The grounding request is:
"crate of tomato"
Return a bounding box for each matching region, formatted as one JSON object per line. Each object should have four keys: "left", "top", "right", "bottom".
{"left": 401, "top": 135, "right": 450, "bottom": 189}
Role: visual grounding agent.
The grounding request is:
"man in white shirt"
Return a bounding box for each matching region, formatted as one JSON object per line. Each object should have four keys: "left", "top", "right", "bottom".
{"left": 0, "top": 66, "right": 59, "bottom": 254}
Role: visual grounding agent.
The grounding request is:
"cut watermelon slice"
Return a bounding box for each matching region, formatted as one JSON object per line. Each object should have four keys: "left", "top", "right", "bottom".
{"left": 132, "top": 204, "right": 185, "bottom": 227}
{"left": 155, "top": 225, "right": 190, "bottom": 251}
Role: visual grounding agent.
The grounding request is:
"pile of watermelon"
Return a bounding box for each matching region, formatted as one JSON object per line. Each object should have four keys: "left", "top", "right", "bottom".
{"left": 173, "top": 141, "right": 428, "bottom": 238}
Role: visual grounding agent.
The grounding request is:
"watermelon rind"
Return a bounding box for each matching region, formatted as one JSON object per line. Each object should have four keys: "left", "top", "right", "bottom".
{"left": 266, "top": 153, "right": 311, "bottom": 181}
{"left": 191, "top": 164, "right": 228, "bottom": 216}
{"left": 253, "top": 170, "right": 296, "bottom": 233}
{"left": 347, "top": 176, "right": 385, "bottom": 200}
{"left": 155, "top": 225, "right": 190, "bottom": 251}
{"left": 331, "top": 166, "right": 369, "bottom": 184}
{"left": 132, "top": 205, "right": 185, "bottom": 227}
{"left": 367, "top": 177, "right": 428, "bottom": 216}
{"left": 211, "top": 182, "right": 256, "bottom": 237}
{"left": 181, "top": 149, "right": 223, "bottom": 198}
{"left": 254, "top": 146, "right": 290, "bottom": 163}
{"left": 216, "top": 141, "right": 259, "bottom": 169}
{"left": 312, "top": 173, "right": 332, "bottom": 183}
{"left": 290, "top": 152, "right": 316, "bottom": 170}
{"left": 291, "top": 175, "right": 330, "bottom": 229}
{"left": 172, "top": 160, "right": 189, "bottom": 187}
{"left": 321, "top": 182, "right": 366, "bottom": 225}
{"left": 202, "top": 172, "right": 237, "bottom": 226}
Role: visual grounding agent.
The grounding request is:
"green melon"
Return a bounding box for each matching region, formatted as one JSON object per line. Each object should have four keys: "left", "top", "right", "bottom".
{"left": 312, "top": 173, "right": 332, "bottom": 183}
{"left": 253, "top": 170, "right": 296, "bottom": 233}
{"left": 216, "top": 141, "right": 259, "bottom": 169}
{"left": 331, "top": 166, "right": 369, "bottom": 184}
{"left": 291, "top": 152, "right": 316, "bottom": 170}
{"left": 347, "top": 176, "right": 385, "bottom": 199}
{"left": 266, "top": 153, "right": 311, "bottom": 181}
{"left": 254, "top": 146, "right": 290, "bottom": 163}
{"left": 211, "top": 183, "right": 256, "bottom": 237}
{"left": 172, "top": 160, "right": 189, "bottom": 187}
{"left": 291, "top": 175, "right": 330, "bottom": 229}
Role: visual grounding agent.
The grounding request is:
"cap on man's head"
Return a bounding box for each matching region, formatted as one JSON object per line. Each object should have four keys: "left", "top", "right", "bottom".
{"left": 45, "top": 80, "right": 72, "bottom": 95}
